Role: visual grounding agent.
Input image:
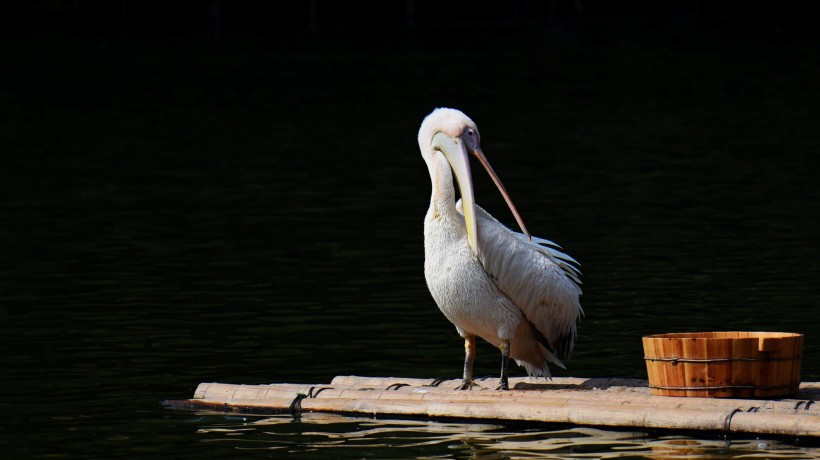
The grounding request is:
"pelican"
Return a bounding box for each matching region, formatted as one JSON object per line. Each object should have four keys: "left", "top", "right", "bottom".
{"left": 418, "top": 108, "right": 583, "bottom": 390}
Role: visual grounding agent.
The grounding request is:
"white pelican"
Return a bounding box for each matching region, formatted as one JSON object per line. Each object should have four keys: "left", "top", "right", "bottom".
{"left": 418, "top": 108, "right": 583, "bottom": 390}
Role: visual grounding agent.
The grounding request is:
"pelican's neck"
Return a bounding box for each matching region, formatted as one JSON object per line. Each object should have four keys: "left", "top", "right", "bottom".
{"left": 424, "top": 151, "right": 472, "bottom": 260}
{"left": 427, "top": 151, "right": 458, "bottom": 212}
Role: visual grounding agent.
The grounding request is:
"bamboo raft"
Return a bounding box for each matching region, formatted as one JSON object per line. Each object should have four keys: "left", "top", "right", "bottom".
{"left": 165, "top": 375, "right": 820, "bottom": 439}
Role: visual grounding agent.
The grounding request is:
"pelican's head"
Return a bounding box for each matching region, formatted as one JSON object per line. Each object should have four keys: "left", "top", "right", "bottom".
{"left": 418, "top": 108, "right": 529, "bottom": 255}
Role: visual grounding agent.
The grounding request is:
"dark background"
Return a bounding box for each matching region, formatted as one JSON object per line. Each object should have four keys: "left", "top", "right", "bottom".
{"left": 2, "top": 0, "right": 818, "bottom": 39}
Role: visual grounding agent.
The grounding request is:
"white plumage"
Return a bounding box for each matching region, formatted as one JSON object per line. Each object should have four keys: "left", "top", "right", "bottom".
{"left": 418, "top": 108, "right": 583, "bottom": 390}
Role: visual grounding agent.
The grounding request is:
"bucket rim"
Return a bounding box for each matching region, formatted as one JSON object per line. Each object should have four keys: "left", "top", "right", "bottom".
{"left": 642, "top": 331, "right": 803, "bottom": 340}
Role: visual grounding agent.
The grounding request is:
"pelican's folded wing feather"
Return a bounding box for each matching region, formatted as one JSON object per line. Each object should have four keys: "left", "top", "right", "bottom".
{"left": 457, "top": 200, "right": 583, "bottom": 360}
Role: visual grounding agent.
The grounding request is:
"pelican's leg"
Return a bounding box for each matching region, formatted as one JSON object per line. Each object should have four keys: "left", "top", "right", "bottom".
{"left": 458, "top": 335, "right": 478, "bottom": 390}
{"left": 496, "top": 339, "right": 510, "bottom": 391}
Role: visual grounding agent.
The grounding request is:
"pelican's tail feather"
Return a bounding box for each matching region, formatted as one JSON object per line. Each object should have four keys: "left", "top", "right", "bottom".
{"left": 511, "top": 320, "right": 567, "bottom": 379}
{"left": 517, "top": 359, "right": 552, "bottom": 379}
{"left": 515, "top": 345, "right": 565, "bottom": 379}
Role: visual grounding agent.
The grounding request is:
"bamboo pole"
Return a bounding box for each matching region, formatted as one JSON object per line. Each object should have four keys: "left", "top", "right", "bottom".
{"left": 166, "top": 376, "right": 820, "bottom": 438}
{"left": 188, "top": 377, "right": 820, "bottom": 417}
{"left": 325, "top": 376, "right": 820, "bottom": 415}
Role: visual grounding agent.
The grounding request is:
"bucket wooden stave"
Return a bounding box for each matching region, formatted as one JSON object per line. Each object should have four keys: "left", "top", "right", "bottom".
{"left": 642, "top": 332, "right": 803, "bottom": 398}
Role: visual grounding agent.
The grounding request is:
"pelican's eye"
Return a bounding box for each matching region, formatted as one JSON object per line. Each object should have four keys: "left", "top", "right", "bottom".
{"left": 464, "top": 128, "right": 479, "bottom": 146}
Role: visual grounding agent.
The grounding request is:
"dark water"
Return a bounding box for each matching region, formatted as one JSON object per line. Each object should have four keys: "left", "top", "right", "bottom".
{"left": 2, "top": 30, "right": 820, "bottom": 458}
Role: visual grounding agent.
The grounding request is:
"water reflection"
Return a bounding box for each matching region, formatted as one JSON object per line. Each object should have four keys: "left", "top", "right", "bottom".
{"left": 193, "top": 413, "right": 820, "bottom": 459}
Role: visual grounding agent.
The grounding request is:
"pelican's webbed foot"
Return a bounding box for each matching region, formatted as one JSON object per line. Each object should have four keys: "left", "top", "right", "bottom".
{"left": 457, "top": 379, "right": 480, "bottom": 390}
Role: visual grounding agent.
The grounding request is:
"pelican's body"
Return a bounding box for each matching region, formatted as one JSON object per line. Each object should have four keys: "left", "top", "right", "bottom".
{"left": 418, "top": 108, "right": 582, "bottom": 390}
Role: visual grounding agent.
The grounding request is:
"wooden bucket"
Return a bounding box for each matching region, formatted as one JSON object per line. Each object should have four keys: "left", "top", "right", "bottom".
{"left": 642, "top": 332, "right": 803, "bottom": 398}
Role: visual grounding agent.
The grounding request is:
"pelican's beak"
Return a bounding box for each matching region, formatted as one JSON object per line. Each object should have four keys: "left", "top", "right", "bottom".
{"left": 431, "top": 133, "right": 530, "bottom": 256}
{"left": 432, "top": 132, "right": 479, "bottom": 254}
{"left": 467, "top": 145, "right": 530, "bottom": 240}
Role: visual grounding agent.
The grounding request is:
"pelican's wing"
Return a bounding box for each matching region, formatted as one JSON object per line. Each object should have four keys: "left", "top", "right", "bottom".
{"left": 457, "top": 200, "right": 583, "bottom": 360}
